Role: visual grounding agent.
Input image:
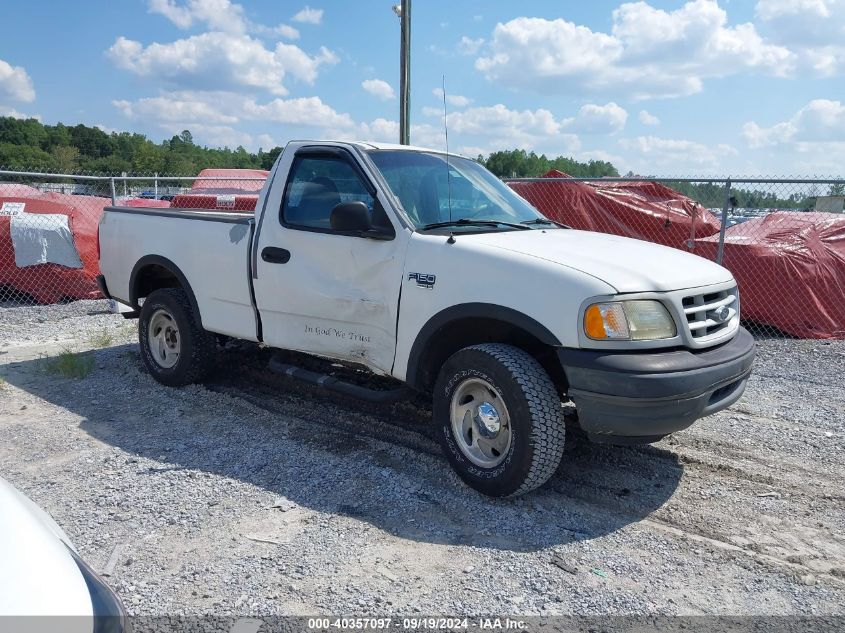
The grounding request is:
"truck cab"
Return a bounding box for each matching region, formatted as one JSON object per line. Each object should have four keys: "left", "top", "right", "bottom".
{"left": 98, "top": 140, "right": 756, "bottom": 497}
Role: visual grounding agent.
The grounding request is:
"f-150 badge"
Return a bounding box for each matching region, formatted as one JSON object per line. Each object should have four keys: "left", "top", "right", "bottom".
{"left": 408, "top": 272, "right": 436, "bottom": 289}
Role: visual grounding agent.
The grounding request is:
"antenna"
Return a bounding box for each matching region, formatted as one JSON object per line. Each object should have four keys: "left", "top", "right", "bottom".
{"left": 442, "top": 75, "right": 453, "bottom": 227}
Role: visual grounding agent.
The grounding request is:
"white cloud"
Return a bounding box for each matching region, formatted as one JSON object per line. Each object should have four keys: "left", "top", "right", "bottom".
{"left": 755, "top": 0, "right": 836, "bottom": 20}
{"left": 0, "top": 105, "right": 39, "bottom": 120}
{"left": 148, "top": 0, "right": 193, "bottom": 28}
{"left": 0, "top": 59, "right": 35, "bottom": 103}
{"left": 257, "top": 133, "right": 277, "bottom": 149}
{"left": 243, "top": 96, "right": 354, "bottom": 128}
{"left": 475, "top": 1, "right": 795, "bottom": 99}
{"left": 638, "top": 110, "right": 660, "bottom": 126}
{"left": 148, "top": 0, "right": 247, "bottom": 34}
{"left": 563, "top": 102, "right": 627, "bottom": 134}
{"left": 740, "top": 99, "right": 845, "bottom": 171}
{"left": 619, "top": 135, "right": 738, "bottom": 169}
{"left": 445, "top": 104, "right": 580, "bottom": 154}
{"left": 274, "top": 24, "right": 300, "bottom": 39}
{"left": 742, "top": 99, "right": 845, "bottom": 148}
{"left": 149, "top": 0, "right": 306, "bottom": 41}
{"left": 754, "top": 0, "right": 845, "bottom": 74}
{"left": 274, "top": 42, "right": 338, "bottom": 83}
{"left": 362, "top": 79, "right": 395, "bottom": 101}
{"left": 113, "top": 90, "right": 355, "bottom": 131}
{"left": 432, "top": 88, "right": 472, "bottom": 108}
{"left": 457, "top": 36, "right": 484, "bottom": 55}
{"left": 106, "top": 33, "right": 338, "bottom": 96}
{"left": 112, "top": 94, "right": 240, "bottom": 124}
{"left": 292, "top": 6, "right": 323, "bottom": 24}
{"left": 111, "top": 87, "right": 587, "bottom": 158}
{"left": 186, "top": 124, "right": 253, "bottom": 148}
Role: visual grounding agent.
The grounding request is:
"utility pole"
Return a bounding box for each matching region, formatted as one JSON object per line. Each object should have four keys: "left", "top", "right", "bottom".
{"left": 394, "top": 1, "right": 411, "bottom": 145}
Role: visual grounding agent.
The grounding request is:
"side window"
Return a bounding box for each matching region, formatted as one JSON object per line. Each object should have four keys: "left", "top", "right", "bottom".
{"left": 281, "top": 155, "right": 375, "bottom": 231}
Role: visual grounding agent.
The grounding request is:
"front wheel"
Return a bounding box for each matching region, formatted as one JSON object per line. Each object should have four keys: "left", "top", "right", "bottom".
{"left": 434, "top": 343, "right": 566, "bottom": 497}
{"left": 138, "top": 288, "right": 215, "bottom": 387}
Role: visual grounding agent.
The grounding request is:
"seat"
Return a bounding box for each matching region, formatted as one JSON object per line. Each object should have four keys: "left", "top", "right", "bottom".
{"left": 288, "top": 177, "right": 341, "bottom": 227}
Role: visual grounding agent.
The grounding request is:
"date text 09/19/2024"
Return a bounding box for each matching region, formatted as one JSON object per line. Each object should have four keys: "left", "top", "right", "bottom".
{"left": 306, "top": 617, "right": 528, "bottom": 630}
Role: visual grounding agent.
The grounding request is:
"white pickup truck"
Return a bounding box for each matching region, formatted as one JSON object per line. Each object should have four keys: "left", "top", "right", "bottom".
{"left": 98, "top": 141, "right": 755, "bottom": 497}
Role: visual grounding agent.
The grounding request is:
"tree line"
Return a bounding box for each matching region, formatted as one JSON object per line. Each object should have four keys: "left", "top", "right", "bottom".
{"left": 0, "top": 117, "right": 614, "bottom": 178}
{"left": 0, "top": 117, "right": 280, "bottom": 175}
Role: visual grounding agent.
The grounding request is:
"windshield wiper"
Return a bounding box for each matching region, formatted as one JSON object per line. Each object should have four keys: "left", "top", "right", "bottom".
{"left": 419, "top": 218, "right": 530, "bottom": 231}
{"left": 521, "top": 218, "right": 570, "bottom": 228}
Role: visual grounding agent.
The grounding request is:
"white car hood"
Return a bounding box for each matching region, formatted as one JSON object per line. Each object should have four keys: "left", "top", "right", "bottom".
{"left": 468, "top": 228, "right": 733, "bottom": 293}
{"left": 0, "top": 478, "right": 94, "bottom": 617}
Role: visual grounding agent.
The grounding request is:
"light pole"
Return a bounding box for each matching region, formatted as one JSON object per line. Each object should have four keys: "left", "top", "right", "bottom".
{"left": 393, "top": 1, "right": 411, "bottom": 145}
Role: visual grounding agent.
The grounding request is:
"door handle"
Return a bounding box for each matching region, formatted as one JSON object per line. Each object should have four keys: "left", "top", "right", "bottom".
{"left": 261, "top": 247, "right": 291, "bottom": 264}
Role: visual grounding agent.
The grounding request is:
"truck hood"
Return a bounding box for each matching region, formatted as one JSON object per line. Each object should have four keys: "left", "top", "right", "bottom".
{"left": 468, "top": 229, "right": 733, "bottom": 293}
{"left": 0, "top": 478, "right": 94, "bottom": 617}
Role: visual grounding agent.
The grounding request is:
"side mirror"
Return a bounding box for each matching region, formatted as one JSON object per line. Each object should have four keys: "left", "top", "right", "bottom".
{"left": 330, "top": 201, "right": 371, "bottom": 232}
{"left": 330, "top": 201, "right": 393, "bottom": 240}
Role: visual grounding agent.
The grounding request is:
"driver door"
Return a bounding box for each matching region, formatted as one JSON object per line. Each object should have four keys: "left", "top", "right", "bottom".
{"left": 253, "top": 146, "right": 408, "bottom": 374}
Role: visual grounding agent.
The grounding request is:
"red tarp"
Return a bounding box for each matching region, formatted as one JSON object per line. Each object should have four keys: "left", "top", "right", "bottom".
{"left": 122, "top": 197, "right": 171, "bottom": 208}
{"left": 170, "top": 168, "right": 268, "bottom": 212}
{"left": 694, "top": 212, "right": 845, "bottom": 339}
{"left": 508, "top": 169, "right": 721, "bottom": 251}
{"left": 0, "top": 192, "right": 107, "bottom": 303}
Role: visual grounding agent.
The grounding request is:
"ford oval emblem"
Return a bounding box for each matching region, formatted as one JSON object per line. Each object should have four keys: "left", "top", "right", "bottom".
{"left": 713, "top": 306, "right": 731, "bottom": 323}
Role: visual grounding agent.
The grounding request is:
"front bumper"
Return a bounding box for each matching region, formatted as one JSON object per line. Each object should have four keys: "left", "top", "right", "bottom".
{"left": 558, "top": 327, "right": 756, "bottom": 443}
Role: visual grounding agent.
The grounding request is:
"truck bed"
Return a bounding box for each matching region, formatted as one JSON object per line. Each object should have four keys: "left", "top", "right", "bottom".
{"left": 98, "top": 206, "right": 259, "bottom": 341}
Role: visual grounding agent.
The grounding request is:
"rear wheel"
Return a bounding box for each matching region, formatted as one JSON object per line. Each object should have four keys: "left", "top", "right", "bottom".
{"left": 138, "top": 288, "right": 215, "bottom": 387}
{"left": 434, "top": 343, "right": 566, "bottom": 497}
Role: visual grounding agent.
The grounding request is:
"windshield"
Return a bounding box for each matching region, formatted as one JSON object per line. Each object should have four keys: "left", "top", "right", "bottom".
{"left": 367, "top": 150, "right": 552, "bottom": 230}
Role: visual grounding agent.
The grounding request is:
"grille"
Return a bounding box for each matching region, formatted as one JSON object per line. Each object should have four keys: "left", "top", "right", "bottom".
{"left": 682, "top": 287, "right": 738, "bottom": 340}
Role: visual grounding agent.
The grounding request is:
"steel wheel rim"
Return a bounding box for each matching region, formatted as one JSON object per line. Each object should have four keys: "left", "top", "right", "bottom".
{"left": 147, "top": 309, "right": 180, "bottom": 369}
{"left": 450, "top": 377, "right": 512, "bottom": 468}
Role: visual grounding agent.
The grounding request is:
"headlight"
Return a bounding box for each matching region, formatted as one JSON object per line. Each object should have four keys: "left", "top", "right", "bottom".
{"left": 584, "top": 300, "right": 677, "bottom": 341}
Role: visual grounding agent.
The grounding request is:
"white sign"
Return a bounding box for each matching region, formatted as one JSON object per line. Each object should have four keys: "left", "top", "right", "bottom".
{"left": 216, "top": 195, "right": 236, "bottom": 210}
{"left": 0, "top": 202, "right": 25, "bottom": 216}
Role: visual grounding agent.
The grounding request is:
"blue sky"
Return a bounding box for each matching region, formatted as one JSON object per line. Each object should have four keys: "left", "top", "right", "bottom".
{"left": 1, "top": 0, "right": 843, "bottom": 175}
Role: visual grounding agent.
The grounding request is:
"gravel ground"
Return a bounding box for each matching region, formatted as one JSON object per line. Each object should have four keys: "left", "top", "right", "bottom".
{"left": 0, "top": 300, "right": 844, "bottom": 617}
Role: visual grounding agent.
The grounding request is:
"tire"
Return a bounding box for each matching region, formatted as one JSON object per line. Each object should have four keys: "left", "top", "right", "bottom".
{"left": 433, "top": 343, "right": 566, "bottom": 497}
{"left": 138, "top": 288, "right": 215, "bottom": 387}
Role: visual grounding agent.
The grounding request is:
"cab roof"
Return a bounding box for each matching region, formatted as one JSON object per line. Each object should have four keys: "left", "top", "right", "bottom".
{"left": 286, "top": 139, "right": 468, "bottom": 159}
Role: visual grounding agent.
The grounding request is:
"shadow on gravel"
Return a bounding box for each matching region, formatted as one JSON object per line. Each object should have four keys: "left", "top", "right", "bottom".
{"left": 5, "top": 344, "right": 683, "bottom": 553}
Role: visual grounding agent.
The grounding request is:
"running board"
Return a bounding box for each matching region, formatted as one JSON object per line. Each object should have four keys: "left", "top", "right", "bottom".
{"left": 268, "top": 357, "right": 412, "bottom": 403}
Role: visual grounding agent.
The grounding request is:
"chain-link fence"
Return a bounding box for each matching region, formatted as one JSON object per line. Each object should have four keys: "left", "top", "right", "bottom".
{"left": 506, "top": 176, "right": 845, "bottom": 340}
{"left": 0, "top": 169, "right": 267, "bottom": 306}
{"left": 1, "top": 168, "right": 844, "bottom": 340}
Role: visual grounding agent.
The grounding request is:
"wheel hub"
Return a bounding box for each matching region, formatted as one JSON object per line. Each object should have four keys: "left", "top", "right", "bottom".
{"left": 148, "top": 309, "right": 181, "bottom": 369}
{"left": 474, "top": 402, "right": 501, "bottom": 438}
{"left": 449, "top": 378, "right": 512, "bottom": 468}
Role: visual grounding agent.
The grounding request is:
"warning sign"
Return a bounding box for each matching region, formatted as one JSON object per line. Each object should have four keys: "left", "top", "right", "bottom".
{"left": 216, "top": 195, "right": 236, "bottom": 210}
{"left": 0, "top": 202, "right": 25, "bottom": 216}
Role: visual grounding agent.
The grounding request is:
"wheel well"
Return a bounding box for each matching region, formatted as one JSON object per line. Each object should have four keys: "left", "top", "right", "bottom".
{"left": 132, "top": 264, "right": 182, "bottom": 304}
{"left": 412, "top": 317, "right": 567, "bottom": 394}
{"left": 130, "top": 257, "right": 204, "bottom": 327}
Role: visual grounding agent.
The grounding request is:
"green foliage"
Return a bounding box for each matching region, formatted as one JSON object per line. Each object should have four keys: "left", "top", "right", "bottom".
{"left": 0, "top": 117, "right": 280, "bottom": 175}
{"left": 480, "top": 148, "right": 619, "bottom": 178}
{"left": 87, "top": 329, "right": 114, "bottom": 349}
{"left": 41, "top": 349, "right": 95, "bottom": 379}
{"left": 667, "top": 181, "right": 816, "bottom": 210}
